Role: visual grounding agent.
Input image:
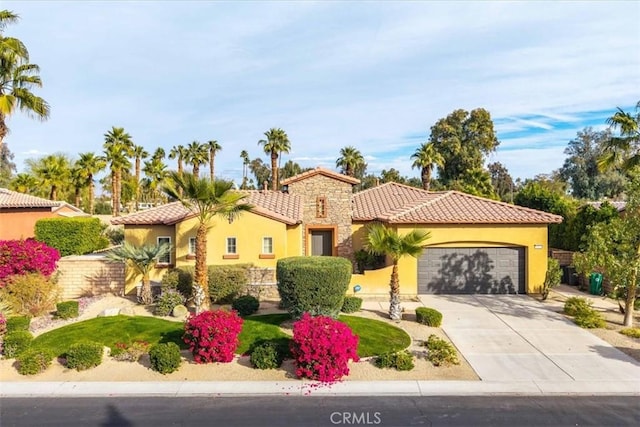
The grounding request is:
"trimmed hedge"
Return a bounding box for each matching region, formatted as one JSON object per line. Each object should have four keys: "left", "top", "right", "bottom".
{"left": 277, "top": 256, "right": 351, "bottom": 319}
{"left": 149, "top": 342, "right": 182, "bottom": 374}
{"left": 65, "top": 341, "right": 103, "bottom": 371}
{"left": 6, "top": 315, "right": 31, "bottom": 333}
{"left": 249, "top": 338, "right": 290, "bottom": 370}
{"left": 35, "top": 217, "right": 109, "bottom": 257}
{"left": 56, "top": 301, "right": 79, "bottom": 319}
{"left": 416, "top": 307, "right": 443, "bottom": 327}
{"left": 3, "top": 330, "right": 33, "bottom": 358}
{"left": 341, "top": 296, "right": 363, "bottom": 313}
{"left": 232, "top": 295, "right": 260, "bottom": 317}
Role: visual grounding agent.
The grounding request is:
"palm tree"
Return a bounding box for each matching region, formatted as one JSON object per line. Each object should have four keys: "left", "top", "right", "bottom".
{"left": 169, "top": 145, "right": 187, "bottom": 176}
{"left": 411, "top": 142, "right": 444, "bottom": 191}
{"left": 240, "top": 149, "right": 250, "bottom": 189}
{"left": 131, "top": 145, "right": 149, "bottom": 211}
{"left": 365, "top": 223, "right": 431, "bottom": 321}
{"left": 10, "top": 172, "right": 37, "bottom": 193}
{"left": 258, "top": 128, "right": 291, "bottom": 190}
{"left": 142, "top": 156, "right": 168, "bottom": 206}
{"left": 185, "top": 140, "right": 208, "bottom": 178}
{"left": 107, "top": 242, "right": 171, "bottom": 305}
{"left": 103, "top": 127, "right": 133, "bottom": 216}
{"left": 336, "top": 146, "right": 365, "bottom": 177}
{"left": 27, "top": 154, "right": 71, "bottom": 200}
{"left": 75, "top": 152, "right": 106, "bottom": 214}
{"left": 162, "top": 172, "right": 252, "bottom": 312}
{"left": 207, "top": 140, "right": 222, "bottom": 182}
{"left": 599, "top": 101, "right": 640, "bottom": 172}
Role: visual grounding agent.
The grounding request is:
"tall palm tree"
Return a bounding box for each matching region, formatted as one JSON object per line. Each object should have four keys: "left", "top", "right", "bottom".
{"left": 152, "top": 147, "right": 165, "bottom": 161}
{"left": 9, "top": 172, "right": 37, "bottom": 193}
{"left": 258, "top": 128, "right": 291, "bottom": 190}
{"left": 132, "top": 145, "right": 149, "bottom": 211}
{"left": 411, "top": 142, "right": 444, "bottom": 191}
{"left": 336, "top": 146, "right": 365, "bottom": 177}
{"left": 103, "top": 126, "right": 133, "bottom": 216}
{"left": 365, "top": 223, "right": 431, "bottom": 321}
{"left": 240, "top": 149, "right": 250, "bottom": 189}
{"left": 142, "top": 156, "right": 168, "bottom": 206}
{"left": 162, "top": 172, "right": 252, "bottom": 312}
{"left": 75, "top": 152, "right": 106, "bottom": 214}
{"left": 207, "top": 140, "right": 222, "bottom": 182}
{"left": 27, "top": 154, "right": 71, "bottom": 200}
{"left": 169, "top": 144, "right": 187, "bottom": 176}
{"left": 599, "top": 101, "right": 640, "bottom": 172}
{"left": 185, "top": 140, "right": 208, "bottom": 178}
{"left": 107, "top": 242, "right": 171, "bottom": 305}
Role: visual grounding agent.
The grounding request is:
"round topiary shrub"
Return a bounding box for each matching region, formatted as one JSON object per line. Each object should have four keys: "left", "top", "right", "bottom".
{"left": 416, "top": 307, "right": 443, "bottom": 327}
{"left": 65, "top": 341, "right": 103, "bottom": 371}
{"left": 154, "top": 290, "right": 186, "bottom": 317}
{"left": 3, "top": 330, "right": 33, "bottom": 358}
{"left": 232, "top": 295, "right": 260, "bottom": 317}
{"left": 341, "top": 296, "right": 363, "bottom": 313}
{"left": 56, "top": 301, "right": 79, "bottom": 319}
{"left": 277, "top": 256, "right": 352, "bottom": 319}
{"left": 249, "top": 338, "right": 290, "bottom": 370}
{"left": 16, "top": 348, "right": 55, "bottom": 375}
{"left": 183, "top": 309, "right": 243, "bottom": 363}
{"left": 149, "top": 342, "right": 182, "bottom": 374}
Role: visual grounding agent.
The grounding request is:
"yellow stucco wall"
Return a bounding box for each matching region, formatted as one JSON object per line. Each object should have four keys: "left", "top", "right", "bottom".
{"left": 350, "top": 222, "right": 549, "bottom": 296}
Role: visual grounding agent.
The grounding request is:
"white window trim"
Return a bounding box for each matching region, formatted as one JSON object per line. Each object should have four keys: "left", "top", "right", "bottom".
{"left": 188, "top": 237, "right": 196, "bottom": 256}
{"left": 226, "top": 237, "right": 237, "bottom": 254}
{"left": 157, "top": 236, "right": 172, "bottom": 264}
{"left": 262, "top": 236, "right": 273, "bottom": 254}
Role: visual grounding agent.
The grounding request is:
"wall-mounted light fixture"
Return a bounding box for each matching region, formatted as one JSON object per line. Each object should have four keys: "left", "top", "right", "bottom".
{"left": 534, "top": 244, "right": 543, "bottom": 249}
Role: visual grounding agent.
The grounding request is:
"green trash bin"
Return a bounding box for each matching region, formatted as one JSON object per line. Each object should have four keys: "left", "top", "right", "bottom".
{"left": 589, "top": 273, "right": 603, "bottom": 295}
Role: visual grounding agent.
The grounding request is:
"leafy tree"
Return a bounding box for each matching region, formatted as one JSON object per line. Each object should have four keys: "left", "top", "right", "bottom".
{"left": 9, "top": 172, "right": 37, "bottom": 194}
{"left": 428, "top": 108, "right": 499, "bottom": 188}
{"left": 488, "top": 162, "right": 515, "bottom": 202}
{"left": 75, "top": 152, "right": 106, "bottom": 215}
{"left": 365, "top": 223, "right": 430, "bottom": 321}
{"left": 599, "top": 101, "right": 640, "bottom": 172}
{"left": 107, "top": 242, "right": 171, "bottom": 305}
{"left": 411, "top": 142, "right": 443, "bottom": 191}
{"left": 0, "top": 10, "right": 50, "bottom": 152}
{"left": 279, "top": 160, "right": 310, "bottom": 181}
{"left": 379, "top": 168, "right": 407, "bottom": 184}
{"left": 449, "top": 168, "right": 497, "bottom": 199}
{"left": 185, "top": 140, "right": 208, "bottom": 178}
{"left": 239, "top": 150, "right": 250, "bottom": 189}
{"left": 336, "top": 146, "right": 366, "bottom": 178}
{"left": 249, "top": 157, "right": 271, "bottom": 190}
{"left": 103, "top": 127, "right": 133, "bottom": 216}
{"left": 0, "top": 141, "right": 15, "bottom": 186}
{"left": 566, "top": 202, "right": 619, "bottom": 252}
{"left": 258, "top": 128, "right": 291, "bottom": 190}
{"left": 162, "top": 172, "right": 252, "bottom": 312}
{"left": 207, "top": 140, "right": 221, "bottom": 182}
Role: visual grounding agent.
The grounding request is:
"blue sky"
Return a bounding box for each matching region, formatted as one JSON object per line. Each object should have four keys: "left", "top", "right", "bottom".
{"left": 3, "top": 1, "right": 639, "bottom": 184}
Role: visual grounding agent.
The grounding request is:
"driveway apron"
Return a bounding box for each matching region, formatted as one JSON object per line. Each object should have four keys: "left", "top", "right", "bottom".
{"left": 418, "top": 295, "right": 640, "bottom": 382}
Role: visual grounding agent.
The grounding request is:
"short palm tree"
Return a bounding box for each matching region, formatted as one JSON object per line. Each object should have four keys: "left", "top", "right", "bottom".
{"left": 207, "top": 140, "right": 222, "bottom": 182}
{"left": 411, "top": 142, "right": 444, "bottom": 191}
{"left": 185, "top": 140, "right": 208, "bottom": 178}
{"left": 162, "top": 172, "right": 252, "bottom": 312}
{"left": 365, "top": 223, "right": 431, "bottom": 321}
{"left": 599, "top": 101, "right": 640, "bottom": 172}
{"left": 76, "top": 152, "right": 106, "bottom": 214}
{"left": 107, "top": 242, "right": 171, "bottom": 305}
{"left": 258, "top": 128, "right": 291, "bottom": 190}
{"left": 336, "top": 146, "right": 365, "bottom": 177}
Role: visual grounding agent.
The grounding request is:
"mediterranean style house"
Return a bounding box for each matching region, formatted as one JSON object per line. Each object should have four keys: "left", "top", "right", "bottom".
{"left": 111, "top": 167, "right": 562, "bottom": 296}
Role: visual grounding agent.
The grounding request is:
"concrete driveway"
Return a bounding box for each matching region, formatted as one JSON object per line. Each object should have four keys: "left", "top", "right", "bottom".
{"left": 419, "top": 294, "right": 640, "bottom": 386}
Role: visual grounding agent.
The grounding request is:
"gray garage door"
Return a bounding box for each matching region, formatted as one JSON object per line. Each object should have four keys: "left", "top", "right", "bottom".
{"left": 418, "top": 247, "right": 525, "bottom": 294}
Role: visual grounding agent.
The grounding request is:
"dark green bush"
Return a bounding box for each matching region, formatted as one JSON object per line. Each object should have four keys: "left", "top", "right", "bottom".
{"left": 374, "top": 350, "right": 414, "bottom": 371}
{"left": 161, "top": 268, "right": 194, "bottom": 299}
{"left": 424, "top": 334, "right": 459, "bottom": 366}
{"left": 249, "top": 338, "right": 290, "bottom": 369}
{"left": 149, "top": 342, "right": 182, "bottom": 374}
{"left": 354, "top": 249, "right": 386, "bottom": 272}
{"left": 154, "top": 290, "right": 185, "bottom": 317}
{"left": 232, "top": 295, "right": 260, "bottom": 317}
{"left": 574, "top": 309, "right": 606, "bottom": 329}
{"left": 276, "top": 256, "right": 351, "bottom": 319}
{"left": 104, "top": 227, "right": 124, "bottom": 246}
{"left": 3, "top": 330, "right": 34, "bottom": 358}
{"left": 93, "top": 201, "right": 112, "bottom": 215}
{"left": 416, "top": 307, "right": 443, "bottom": 327}
{"left": 341, "top": 296, "right": 363, "bottom": 313}
{"left": 35, "top": 217, "right": 109, "bottom": 256}
{"left": 56, "top": 301, "right": 79, "bottom": 319}
{"left": 208, "top": 264, "right": 251, "bottom": 304}
{"left": 65, "top": 341, "right": 103, "bottom": 371}
{"left": 6, "top": 315, "right": 31, "bottom": 332}
{"left": 564, "top": 297, "right": 592, "bottom": 316}
{"left": 16, "top": 348, "right": 55, "bottom": 375}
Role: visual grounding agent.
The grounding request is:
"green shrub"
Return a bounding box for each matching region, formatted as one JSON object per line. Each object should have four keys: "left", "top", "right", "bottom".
{"left": 232, "top": 295, "right": 260, "bottom": 317}
{"left": 541, "top": 258, "right": 562, "bottom": 300}
{"left": 3, "top": 330, "right": 34, "bottom": 358}
{"left": 154, "top": 290, "right": 185, "bottom": 317}
{"left": 16, "top": 348, "right": 54, "bottom": 375}
{"left": 620, "top": 328, "right": 640, "bottom": 338}
{"left": 104, "top": 227, "right": 124, "bottom": 246}
{"left": 2, "top": 273, "right": 59, "bottom": 317}
{"left": 249, "top": 338, "right": 290, "bottom": 369}
{"left": 6, "top": 315, "right": 31, "bottom": 332}
{"left": 111, "top": 340, "right": 150, "bottom": 362}
{"left": 415, "top": 307, "right": 443, "bottom": 327}
{"left": 564, "top": 297, "right": 592, "bottom": 316}
{"left": 341, "top": 296, "right": 363, "bottom": 313}
{"left": 424, "top": 334, "right": 459, "bottom": 366}
{"left": 574, "top": 310, "right": 606, "bottom": 329}
{"left": 161, "top": 268, "right": 194, "bottom": 299}
{"left": 35, "top": 217, "right": 109, "bottom": 256}
{"left": 93, "top": 201, "right": 112, "bottom": 215}
{"left": 65, "top": 341, "right": 103, "bottom": 371}
{"left": 149, "top": 342, "right": 182, "bottom": 374}
{"left": 208, "top": 264, "right": 251, "bottom": 304}
{"left": 374, "top": 350, "right": 414, "bottom": 371}
{"left": 276, "top": 256, "right": 352, "bottom": 319}
{"left": 354, "top": 249, "right": 385, "bottom": 272}
{"left": 56, "top": 301, "right": 79, "bottom": 319}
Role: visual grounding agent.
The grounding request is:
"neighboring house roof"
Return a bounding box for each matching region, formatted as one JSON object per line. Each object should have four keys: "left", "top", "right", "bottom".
{"left": 281, "top": 167, "right": 360, "bottom": 185}
{"left": 586, "top": 201, "right": 626, "bottom": 213}
{"left": 111, "top": 191, "right": 304, "bottom": 226}
{"left": 0, "top": 188, "right": 86, "bottom": 214}
{"left": 352, "top": 182, "right": 563, "bottom": 224}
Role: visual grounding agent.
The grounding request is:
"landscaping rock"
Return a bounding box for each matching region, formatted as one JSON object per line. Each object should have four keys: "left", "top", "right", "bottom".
{"left": 119, "top": 307, "right": 135, "bottom": 316}
{"left": 172, "top": 304, "right": 188, "bottom": 318}
{"left": 97, "top": 308, "right": 120, "bottom": 317}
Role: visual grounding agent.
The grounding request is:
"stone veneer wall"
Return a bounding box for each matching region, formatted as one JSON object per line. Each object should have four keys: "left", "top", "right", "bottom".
{"left": 56, "top": 255, "right": 125, "bottom": 300}
{"left": 286, "top": 174, "right": 354, "bottom": 261}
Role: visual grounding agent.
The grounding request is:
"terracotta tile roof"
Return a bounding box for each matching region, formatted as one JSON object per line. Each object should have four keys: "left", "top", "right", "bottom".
{"left": 0, "top": 188, "right": 84, "bottom": 213}
{"left": 352, "top": 182, "right": 563, "bottom": 224}
{"left": 111, "top": 191, "right": 303, "bottom": 226}
{"left": 281, "top": 167, "right": 360, "bottom": 185}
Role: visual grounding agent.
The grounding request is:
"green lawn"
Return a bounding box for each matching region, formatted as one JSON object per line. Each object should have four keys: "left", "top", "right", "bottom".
{"left": 31, "top": 313, "right": 411, "bottom": 359}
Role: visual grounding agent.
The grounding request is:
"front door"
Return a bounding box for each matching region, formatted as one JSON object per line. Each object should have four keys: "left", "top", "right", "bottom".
{"left": 311, "top": 230, "right": 333, "bottom": 256}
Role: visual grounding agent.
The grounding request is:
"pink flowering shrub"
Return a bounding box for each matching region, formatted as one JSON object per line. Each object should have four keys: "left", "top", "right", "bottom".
{"left": 183, "top": 310, "right": 243, "bottom": 363}
{"left": 291, "top": 313, "right": 360, "bottom": 383}
{"left": 0, "top": 239, "right": 60, "bottom": 286}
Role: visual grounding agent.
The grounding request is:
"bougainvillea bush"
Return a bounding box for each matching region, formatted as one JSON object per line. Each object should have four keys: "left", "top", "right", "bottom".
{"left": 291, "top": 313, "right": 360, "bottom": 383}
{"left": 0, "top": 239, "right": 60, "bottom": 286}
{"left": 183, "top": 309, "right": 243, "bottom": 363}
